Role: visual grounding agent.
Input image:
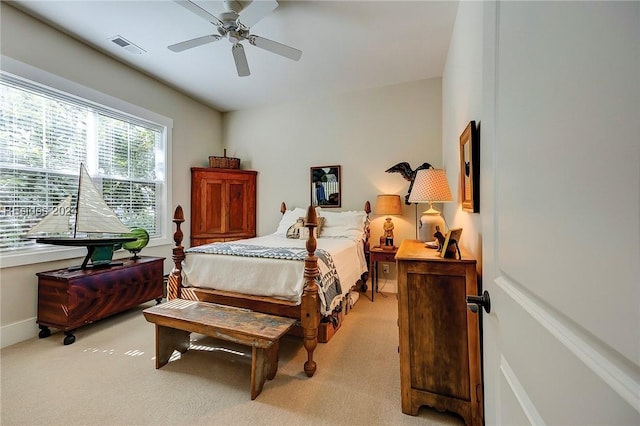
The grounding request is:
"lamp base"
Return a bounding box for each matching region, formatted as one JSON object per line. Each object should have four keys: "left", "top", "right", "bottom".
{"left": 379, "top": 236, "right": 395, "bottom": 250}
{"left": 419, "top": 210, "right": 446, "bottom": 243}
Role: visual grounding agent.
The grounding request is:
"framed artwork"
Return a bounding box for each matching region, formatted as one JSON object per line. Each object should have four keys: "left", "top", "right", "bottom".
{"left": 310, "top": 165, "right": 341, "bottom": 208}
{"left": 440, "top": 227, "right": 463, "bottom": 259}
{"left": 460, "top": 120, "right": 480, "bottom": 213}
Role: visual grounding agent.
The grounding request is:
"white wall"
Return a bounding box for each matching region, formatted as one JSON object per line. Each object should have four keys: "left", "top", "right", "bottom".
{"left": 0, "top": 4, "right": 223, "bottom": 347}
{"left": 222, "top": 78, "right": 443, "bottom": 248}
{"left": 441, "top": 0, "right": 484, "bottom": 271}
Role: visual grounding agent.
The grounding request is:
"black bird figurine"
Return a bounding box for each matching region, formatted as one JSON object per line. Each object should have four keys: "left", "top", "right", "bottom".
{"left": 385, "top": 162, "right": 432, "bottom": 205}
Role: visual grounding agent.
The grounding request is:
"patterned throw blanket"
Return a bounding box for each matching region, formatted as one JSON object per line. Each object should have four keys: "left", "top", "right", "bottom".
{"left": 186, "top": 243, "right": 342, "bottom": 313}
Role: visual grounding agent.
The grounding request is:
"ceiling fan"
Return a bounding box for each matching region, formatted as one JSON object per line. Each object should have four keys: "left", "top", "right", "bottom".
{"left": 169, "top": 0, "right": 302, "bottom": 77}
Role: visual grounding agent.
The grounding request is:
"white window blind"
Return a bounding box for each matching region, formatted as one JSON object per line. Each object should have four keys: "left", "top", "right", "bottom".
{"left": 0, "top": 72, "right": 166, "bottom": 253}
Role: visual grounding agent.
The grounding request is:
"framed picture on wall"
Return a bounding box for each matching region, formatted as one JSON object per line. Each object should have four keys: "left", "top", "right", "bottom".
{"left": 310, "top": 165, "right": 341, "bottom": 208}
{"left": 460, "top": 121, "right": 480, "bottom": 213}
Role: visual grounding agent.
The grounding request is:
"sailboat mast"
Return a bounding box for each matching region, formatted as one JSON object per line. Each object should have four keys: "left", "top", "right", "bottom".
{"left": 73, "top": 163, "right": 83, "bottom": 238}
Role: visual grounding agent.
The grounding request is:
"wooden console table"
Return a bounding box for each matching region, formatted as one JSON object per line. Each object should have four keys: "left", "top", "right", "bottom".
{"left": 37, "top": 256, "right": 165, "bottom": 345}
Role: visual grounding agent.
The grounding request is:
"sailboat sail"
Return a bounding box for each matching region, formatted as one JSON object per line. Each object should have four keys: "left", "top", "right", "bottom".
{"left": 75, "top": 164, "right": 130, "bottom": 235}
{"left": 26, "top": 195, "right": 73, "bottom": 236}
{"left": 27, "top": 163, "right": 131, "bottom": 237}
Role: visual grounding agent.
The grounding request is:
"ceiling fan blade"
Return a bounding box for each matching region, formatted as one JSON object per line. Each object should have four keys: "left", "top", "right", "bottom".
{"left": 174, "top": 0, "right": 222, "bottom": 26}
{"left": 248, "top": 35, "right": 302, "bottom": 61}
{"left": 237, "top": 0, "right": 279, "bottom": 28}
{"left": 232, "top": 43, "right": 250, "bottom": 77}
{"left": 168, "top": 34, "right": 221, "bottom": 52}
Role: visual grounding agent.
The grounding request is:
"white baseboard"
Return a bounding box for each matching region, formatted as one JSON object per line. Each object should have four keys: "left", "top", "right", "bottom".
{"left": 1, "top": 317, "right": 37, "bottom": 349}
{"left": 377, "top": 278, "right": 397, "bottom": 294}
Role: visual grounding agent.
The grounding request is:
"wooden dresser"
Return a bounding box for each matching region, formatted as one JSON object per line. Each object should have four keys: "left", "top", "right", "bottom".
{"left": 191, "top": 167, "right": 257, "bottom": 247}
{"left": 396, "top": 240, "right": 482, "bottom": 425}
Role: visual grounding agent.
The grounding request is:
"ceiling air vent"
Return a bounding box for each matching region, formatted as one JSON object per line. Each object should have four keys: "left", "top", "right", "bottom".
{"left": 109, "top": 36, "right": 146, "bottom": 55}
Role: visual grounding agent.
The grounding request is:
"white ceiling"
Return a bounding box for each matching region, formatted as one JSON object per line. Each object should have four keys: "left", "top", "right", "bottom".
{"left": 11, "top": 0, "right": 459, "bottom": 112}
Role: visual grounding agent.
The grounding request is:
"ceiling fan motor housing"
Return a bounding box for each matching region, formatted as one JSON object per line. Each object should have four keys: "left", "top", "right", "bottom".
{"left": 218, "top": 11, "right": 240, "bottom": 29}
{"left": 224, "top": 0, "right": 245, "bottom": 14}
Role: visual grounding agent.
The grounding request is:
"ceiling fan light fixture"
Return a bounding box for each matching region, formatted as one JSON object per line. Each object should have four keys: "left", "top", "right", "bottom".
{"left": 228, "top": 30, "right": 242, "bottom": 44}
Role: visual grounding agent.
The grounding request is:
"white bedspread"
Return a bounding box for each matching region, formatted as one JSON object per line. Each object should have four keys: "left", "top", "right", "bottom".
{"left": 182, "top": 234, "right": 368, "bottom": 315}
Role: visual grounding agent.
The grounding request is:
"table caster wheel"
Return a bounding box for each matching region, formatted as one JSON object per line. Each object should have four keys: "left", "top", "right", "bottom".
{"left": 38, "top": 327, "right": 51, "bottom": 338}
{"left": 63, "top": 333, "right": 76, "bottom": 345}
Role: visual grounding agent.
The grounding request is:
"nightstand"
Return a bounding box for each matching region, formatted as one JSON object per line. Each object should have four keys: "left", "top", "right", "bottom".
{"left": 369, "top": 245, "right": 398, "bottom": 301}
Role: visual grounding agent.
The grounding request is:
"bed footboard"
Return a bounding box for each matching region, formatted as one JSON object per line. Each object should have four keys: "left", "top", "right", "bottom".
{"left": 167, "top": 204, "right": 320, "bottom": 377}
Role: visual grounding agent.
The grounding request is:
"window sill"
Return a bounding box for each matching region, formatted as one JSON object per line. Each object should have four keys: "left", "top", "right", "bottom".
{"left": 0, "top": 237, "right": 172, "bottom": 269}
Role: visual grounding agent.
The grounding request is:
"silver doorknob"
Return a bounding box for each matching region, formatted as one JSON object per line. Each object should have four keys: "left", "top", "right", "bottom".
{"left": 466, "top": 290, "right": 491, "bottom": 314}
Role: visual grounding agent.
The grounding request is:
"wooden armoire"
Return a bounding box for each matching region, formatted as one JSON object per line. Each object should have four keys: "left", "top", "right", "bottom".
{"left": 190, "top": 167, "right": 257, "bottom": 247}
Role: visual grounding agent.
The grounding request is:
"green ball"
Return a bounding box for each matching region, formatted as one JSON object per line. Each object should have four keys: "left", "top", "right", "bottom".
{"left": 123, "top": 228, "right": 149, "bottom": 251}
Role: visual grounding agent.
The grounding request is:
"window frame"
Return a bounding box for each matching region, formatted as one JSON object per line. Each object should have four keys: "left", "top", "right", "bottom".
{"left": 0, "top": 56, "right": 172, "bottom": 268}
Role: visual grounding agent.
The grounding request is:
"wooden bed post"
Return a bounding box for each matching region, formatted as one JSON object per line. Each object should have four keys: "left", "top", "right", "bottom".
{"left": 301, "top": 205, "right": 320, "bottom": 377}
{"left": 363, "top": 200, "right": 371, "bottom": 255}
{"left": 167, "top": 205, "right": 185, "bottom": 300}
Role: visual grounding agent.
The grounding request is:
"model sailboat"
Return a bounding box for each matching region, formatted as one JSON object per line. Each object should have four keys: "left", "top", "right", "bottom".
{"left": 27, "top": 163, "right": 135, "bottom": 269}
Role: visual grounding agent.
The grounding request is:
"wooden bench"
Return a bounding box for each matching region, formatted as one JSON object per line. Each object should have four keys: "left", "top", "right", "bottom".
{"left": 143, "top": 299, "right": 296, "bottom": 399}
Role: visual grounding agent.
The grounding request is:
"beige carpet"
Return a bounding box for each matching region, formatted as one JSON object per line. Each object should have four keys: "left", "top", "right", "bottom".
{"left": 1, "top": 292, "right": 464, "bottom": 426}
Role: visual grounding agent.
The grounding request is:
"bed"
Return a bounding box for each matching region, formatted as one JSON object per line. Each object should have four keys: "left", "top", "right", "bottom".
{"left": 166, "top": 201, "right": 371, "bottom": 377}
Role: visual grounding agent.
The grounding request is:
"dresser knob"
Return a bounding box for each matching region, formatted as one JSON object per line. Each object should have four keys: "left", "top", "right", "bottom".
{"left": 466, "top": 290, "right": 491, "bottom": 314}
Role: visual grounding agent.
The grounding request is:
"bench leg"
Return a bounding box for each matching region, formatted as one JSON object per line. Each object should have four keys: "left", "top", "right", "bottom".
{"left": 155, "top": 325, "right": 190, "bottom": 369}
{"left": 250, "top": 346, "right": 270, "bottom": 400}
{"left": 267, "top": 341, "right": 279, "bottom": 380}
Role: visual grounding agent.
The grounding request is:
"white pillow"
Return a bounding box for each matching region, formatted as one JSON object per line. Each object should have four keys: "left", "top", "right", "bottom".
{"left": 319, "top": 210, "right": 367, "bottom": 239}
{"left": 275, "top": 208, "right": 307, "bottom": 235}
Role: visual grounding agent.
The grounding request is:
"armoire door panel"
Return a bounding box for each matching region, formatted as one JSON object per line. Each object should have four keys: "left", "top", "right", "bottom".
{"left": 202, "top": 180, "right": 223, "bottom": 234}
{"left": 228, "top": 181, "right": 247, "bottom": 233}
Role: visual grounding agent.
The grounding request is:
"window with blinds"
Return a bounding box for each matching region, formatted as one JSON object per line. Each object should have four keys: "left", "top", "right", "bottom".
{"left": 0, "top": 72, "right": 166, "bottom": 253}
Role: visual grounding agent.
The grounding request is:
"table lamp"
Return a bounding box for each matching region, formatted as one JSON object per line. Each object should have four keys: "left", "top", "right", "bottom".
{"left": 374, "top": 194, "right": 402, "bottom": 249}
{"left": 408, "top": 168, "right": 453, "bottom": 242}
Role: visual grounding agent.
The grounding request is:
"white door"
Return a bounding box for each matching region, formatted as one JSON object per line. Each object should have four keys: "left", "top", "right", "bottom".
{"left": 480, "top": 2, "right": 639, "bottom": 424}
